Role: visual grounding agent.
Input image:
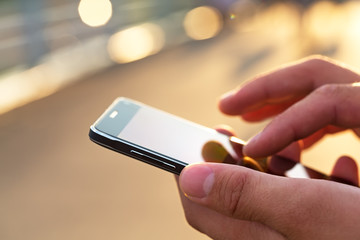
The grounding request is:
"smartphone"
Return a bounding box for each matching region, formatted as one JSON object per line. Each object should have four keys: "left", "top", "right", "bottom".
{"left": 89, "top": 97, "right": 241, "bottom": 175}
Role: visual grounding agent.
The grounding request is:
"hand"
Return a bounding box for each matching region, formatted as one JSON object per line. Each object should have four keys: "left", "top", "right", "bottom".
{"left": 176, "top": 56, "right": 360, "bottom": 239}
{"left": 219, "top": 55, "right": 360, "bottom": 184}
{"left": 178, "top": 163, "right": 360, "bottom": 240}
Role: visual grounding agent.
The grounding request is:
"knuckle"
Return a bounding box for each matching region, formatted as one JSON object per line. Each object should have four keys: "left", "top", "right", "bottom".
{"left": 312, "top": 84, "right": 359, "bottom": 126}
{"left": 300, "top": 55, "right": 333, "bottom": 76}
{"left": 304, "top": 55, "right": 332, "bottom": 68}
{"left": 315, "top": 84, "right": 359, "bottom": 126}
{"left": 287, "top": 56, "right": 332, "bottom": 83}
{"left": 216, "top": 170, "right": 257, "bottom": 220}
{"left": 223, "top": 172, "right": 246, "bottom": 217}
{"left": 313, "top": 84, "right": 341, "bottom": 98}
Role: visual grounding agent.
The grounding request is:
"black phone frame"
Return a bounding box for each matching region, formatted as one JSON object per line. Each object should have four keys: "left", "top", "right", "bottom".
{"left": 89, "top": 125, "right": 188, "bottom": 175}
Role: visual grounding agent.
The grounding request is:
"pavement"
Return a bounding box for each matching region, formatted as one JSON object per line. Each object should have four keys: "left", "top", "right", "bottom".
{"left": 1, "top": 2, "right": 360, "bottom": 240}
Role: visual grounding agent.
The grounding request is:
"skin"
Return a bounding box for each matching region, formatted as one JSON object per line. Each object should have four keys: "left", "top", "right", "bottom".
{"left": 176, "top": 56, "right": 360, "bottom": 239}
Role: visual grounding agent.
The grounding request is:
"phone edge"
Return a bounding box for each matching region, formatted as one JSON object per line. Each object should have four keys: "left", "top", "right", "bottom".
{"left": 89, "top": 125, "right": 187, "bottom": 175}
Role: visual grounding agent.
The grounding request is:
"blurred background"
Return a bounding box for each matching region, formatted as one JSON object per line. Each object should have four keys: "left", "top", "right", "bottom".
{"left": 1, "top": 0, "right": 360, "bottom": 239}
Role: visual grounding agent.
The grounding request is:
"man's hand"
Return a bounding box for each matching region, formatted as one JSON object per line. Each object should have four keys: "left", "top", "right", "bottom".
{"left": 176, "top": 56, "right": 360, "bottom": 239}
{"left": 178, "top": 163, "right": 360, "bottom": 240}
{"left": 219, "top": 56, "right": 360, "bottom": 159}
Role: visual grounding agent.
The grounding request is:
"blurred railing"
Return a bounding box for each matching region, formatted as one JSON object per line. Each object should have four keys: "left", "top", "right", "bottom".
{"left": 0, "top": 0, "right": 197, "bottom": 72}
{"left": 2, "top": 0, "right": 358, "bottom": 116}
{"left": 0, "top": 0, "right": 203, "bottom": 114}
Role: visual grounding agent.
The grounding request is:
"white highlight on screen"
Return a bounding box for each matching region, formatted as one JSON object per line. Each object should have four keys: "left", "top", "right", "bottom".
{"left": 117, "top": 106, "right": 235, "bottom": 164}
{"left": 110, "top": 111, "right": 118, "bottom": 119}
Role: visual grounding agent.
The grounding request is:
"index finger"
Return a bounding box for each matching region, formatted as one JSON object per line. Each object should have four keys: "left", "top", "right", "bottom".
{"left": 244, "top": 84, "right": 360, "bottom": 158}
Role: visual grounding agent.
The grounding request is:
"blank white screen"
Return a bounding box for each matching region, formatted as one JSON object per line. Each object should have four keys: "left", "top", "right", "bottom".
{"left": 118, "top": 105, "right": 235, "bottom": 164}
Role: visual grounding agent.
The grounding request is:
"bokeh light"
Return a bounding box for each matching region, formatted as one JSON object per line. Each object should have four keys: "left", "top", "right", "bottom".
{"left": 183, "top": 6, "right": 223, "bottom": 40}
{"left": 78, "top": 0, "right": 112, "bottom": 27}
{"left": 107, "top": 23, "right": 165, "bottom": 63}
{"left": 257, "top": 3, "right": 300, "bottom": 39}
{"left": 341, "top": 1, "right": 360, "bottom": 38}
{"left": 228, "top": 2, "right": 300, "bottom": 40}
{"left": 303, "top": 1, "right": 344, "bottom": 43}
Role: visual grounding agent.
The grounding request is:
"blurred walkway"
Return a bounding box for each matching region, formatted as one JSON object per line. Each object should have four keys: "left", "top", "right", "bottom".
{"left": 0, "top": 29, "right": 271, "bottom": 240}
{"left": 1, "top": 2, "right": 360, "bottom": 240}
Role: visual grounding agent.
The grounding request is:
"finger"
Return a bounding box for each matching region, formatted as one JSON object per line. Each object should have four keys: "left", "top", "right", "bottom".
{"left": 202, "top": 141, "right": 238, "bottom": 164}
{"left": 244, "top": 84, "right": 360, "bottom": 158}
{"left": 201, "top": 140, "right": 266, "bottom": 171}
{"left": 304, "top": 167, "right": 327, "bottom": 179}
{"left": 301, "top": 125, "right": 343, "bottom": 149}
{"left": 268, "top": 156, "right": 297, "bottom": 176}
{"left": 267, "top": 142, "right": 301, "bottom": 175}
{"left": 214, "top": 126, "right": 289, "bottom": 173}
{"left": 179, "top": 163, "right": 295, "bottom": 234}
{"left": 214, "top": 126, "right": 245, "bottom": 163}
{"left": 214, "top": 124, "right": 236, "bottom": 136}
{"left": 175, "top": 176, "right": 284, "bottom": 240}
{"left": 241, "top": 100, "right": 300, "bottom": 122}
{"left": 354, "top": 128, "right": 360, "bottom": 138}
{"left": 179, "top": 163, "right": 360, "bottom": 239}
{"left": 219, "top": 56, "right": 360, "bottom": 116}
{"left": 330, "top": 156, "right": 359, "bottom": 187}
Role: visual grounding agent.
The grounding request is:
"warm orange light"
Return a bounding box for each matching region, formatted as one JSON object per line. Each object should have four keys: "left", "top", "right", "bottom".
{"left": 183, "top": 6, "right": 223, "bottom": 40}
{"left": 78, "top": 0, "right": 112, "bottom": 27}
{"left": 107, "top": 23, "right": 165, "bottom": 63}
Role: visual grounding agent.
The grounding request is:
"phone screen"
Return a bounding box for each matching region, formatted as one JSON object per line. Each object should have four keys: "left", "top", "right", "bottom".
{"left": 94, "top": 98, "right": 236, "bottom": 165}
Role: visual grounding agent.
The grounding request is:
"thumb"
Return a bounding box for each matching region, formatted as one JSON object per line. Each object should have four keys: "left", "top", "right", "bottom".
{"left": 179, "top": 163, "right": 318, "bottom": 236}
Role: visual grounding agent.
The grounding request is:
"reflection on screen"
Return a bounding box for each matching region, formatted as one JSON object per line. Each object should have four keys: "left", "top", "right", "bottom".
{"left": 117, "top": 103, "right": 235, "bottom": 164}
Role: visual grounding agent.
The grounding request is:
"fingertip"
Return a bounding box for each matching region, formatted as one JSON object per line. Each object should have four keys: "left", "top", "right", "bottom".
{"left": 179, "top": 163, "right": 215, "bottom": 199}
{"left": 242, "top": 145, "right": 253, "bottom": 159}
{"left": 243, "top": 133, "right": 262, "bottom": 157}
{"left": 218, "top": 90, "right": 236, "bottom": 114}
{"left": 214, "top": 124, "right": 236, "bottom": 136}
{"left": 331, "top": 156, "right": 359, "bottom": 186}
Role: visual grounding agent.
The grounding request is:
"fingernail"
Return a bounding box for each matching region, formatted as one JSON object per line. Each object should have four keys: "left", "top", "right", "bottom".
{"left": 179, "top": 164, "right": 214, "bottom": 199}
